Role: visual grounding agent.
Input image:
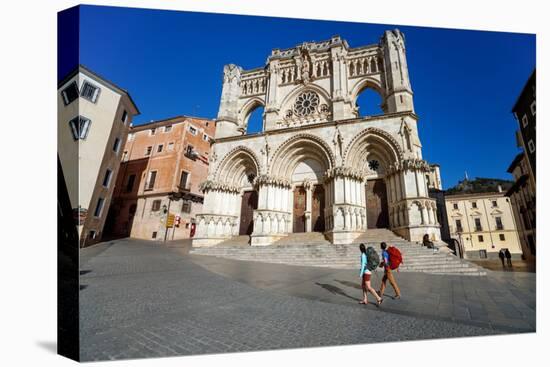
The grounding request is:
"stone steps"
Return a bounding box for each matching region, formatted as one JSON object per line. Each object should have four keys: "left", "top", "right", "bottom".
{"left": 190, "top": 230, "right": 486, "bottom": 276}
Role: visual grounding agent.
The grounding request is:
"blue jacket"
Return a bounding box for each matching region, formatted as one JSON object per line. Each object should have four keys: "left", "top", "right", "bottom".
{"left": 360, "top": 253, "right": 369, "bottom": 276}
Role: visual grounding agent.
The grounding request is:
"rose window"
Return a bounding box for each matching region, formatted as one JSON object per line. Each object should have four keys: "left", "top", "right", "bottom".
{"left": 368, "top": 159, "right": 380, "bottom": 172}
{"left": 293, "top": 91, "right": 319, "bottom": 117}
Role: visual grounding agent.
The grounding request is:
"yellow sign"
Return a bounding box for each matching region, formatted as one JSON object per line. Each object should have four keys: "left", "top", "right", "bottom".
{"left": 166, "top": 214, "right": 175, "bottom": 228}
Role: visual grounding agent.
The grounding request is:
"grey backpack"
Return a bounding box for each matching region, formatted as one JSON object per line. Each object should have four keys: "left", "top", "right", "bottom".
{"left": 366, "top": 246, "right": 380, "bottom": 271}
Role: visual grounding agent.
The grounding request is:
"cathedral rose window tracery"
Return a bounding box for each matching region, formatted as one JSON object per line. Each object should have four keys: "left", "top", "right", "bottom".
{"left": 294, "top": 91, "right": 320, "bottom": 117}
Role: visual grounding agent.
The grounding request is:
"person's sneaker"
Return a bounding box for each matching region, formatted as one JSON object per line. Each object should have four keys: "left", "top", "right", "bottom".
{"left": 394, "top": 295, "right": 401, "bottom": 299}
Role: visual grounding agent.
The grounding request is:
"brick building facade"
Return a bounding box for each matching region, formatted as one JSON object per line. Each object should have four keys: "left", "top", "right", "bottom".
{"left": 104, "top": 116, "right": 215, "bottom": 240}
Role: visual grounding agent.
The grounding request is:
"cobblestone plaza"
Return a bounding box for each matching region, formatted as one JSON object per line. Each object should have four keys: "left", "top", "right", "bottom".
{"left": 79, "top": 239, "right": 534, "bottom": 361}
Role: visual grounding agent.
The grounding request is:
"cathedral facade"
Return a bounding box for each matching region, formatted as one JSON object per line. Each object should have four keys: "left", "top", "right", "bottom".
{"left": 193, "top": 30, "right": 442, "bottom": 247}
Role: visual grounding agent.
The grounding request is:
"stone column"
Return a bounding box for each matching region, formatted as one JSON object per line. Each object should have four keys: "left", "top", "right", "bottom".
{"left": 324, "top": 166, "right": 366, "bottom": 244}
{"left": 250, "top": 175, "right": 292, "bottom": 246}
{"left": 192, "top": 180, "right": 241, "bottom": 247}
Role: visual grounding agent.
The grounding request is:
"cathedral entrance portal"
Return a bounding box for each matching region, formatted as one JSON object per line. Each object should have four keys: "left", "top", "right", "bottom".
{"left": 239, "top": 190, "right": 258, "bottom": 235}
{"left": 293, "top": 186, "right": 306, "bottom": 233}
{"left": 311, "top": 184, "right": 325, "bottom": 232}
{"left": 366, "top": 179, "right": 389, "bottom": 229}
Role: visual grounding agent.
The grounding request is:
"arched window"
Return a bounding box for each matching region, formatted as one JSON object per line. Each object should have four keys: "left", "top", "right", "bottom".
{"left": 245, "top": 105, "right": 264, "bottom": 134}
{"left": 355, "top": 87, "right": 383, "bottom": 117}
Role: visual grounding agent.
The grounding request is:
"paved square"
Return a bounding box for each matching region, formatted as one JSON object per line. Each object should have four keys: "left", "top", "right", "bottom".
{"left": 79, "top": 239, "right": 534, "bottom": 361}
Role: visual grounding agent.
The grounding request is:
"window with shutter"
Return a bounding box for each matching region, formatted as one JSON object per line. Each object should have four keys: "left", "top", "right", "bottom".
{"left": 61, "top": 81, "right": 79, "bottom": 105}
{"left": 80, "top": 81, "right": 100, "bottom": 103}
{"left": 474, "top": 218, "right": 482, "bottom": 231}
{"left": 69, "top": 116, "right": 92, "bottom": 140}
{"left": 179, "top": 171, "right": 190, "bottom": 189}
{"left": 146, "top": 171, "right": 157, "bottom": 190}
{"left": 495, "top": 216, "right": 503, "bottom": 230}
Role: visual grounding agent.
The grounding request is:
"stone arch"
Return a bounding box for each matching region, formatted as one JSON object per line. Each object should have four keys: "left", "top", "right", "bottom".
{"left": 343, "top": 127, "right": 403, "bottom": 174}
{"left": 239, "top": 97, "right": 265, "bottom": 131}
{"left": 350, "top": 77, "right": 386, "bottom": 112}
{"left": 215, "top": 146, "right": 261, "bottom": 187}
{"left": 269, "top": 133, "right": 335, "bottom": 180}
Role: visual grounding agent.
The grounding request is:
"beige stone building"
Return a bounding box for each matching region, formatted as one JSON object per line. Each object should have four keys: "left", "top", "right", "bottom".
{"left": 58, "top": 65, "right": 140, "bottom": 247}
{"left": 194, "top": 30, "right": 442, "bottom": 247}
{"left": 445, "top": 191, "right": 522, "bottom": 260}
{"left": 105, "top": 116, "right": 215, "bottom": 241}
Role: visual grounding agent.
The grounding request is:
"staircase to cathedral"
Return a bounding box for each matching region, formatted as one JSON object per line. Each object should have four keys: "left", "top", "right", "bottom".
{"left": 190, "top": 229, "right": 486, "bottom": 276}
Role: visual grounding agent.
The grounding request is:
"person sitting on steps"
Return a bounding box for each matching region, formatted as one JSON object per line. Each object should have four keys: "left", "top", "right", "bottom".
{"left": 422, "top": 233, "right": 434, "bottom": 249}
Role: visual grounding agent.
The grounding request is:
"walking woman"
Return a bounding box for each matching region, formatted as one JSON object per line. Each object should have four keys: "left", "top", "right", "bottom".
{"left": 359, "top": 243, "right": 383, "bottom": 306}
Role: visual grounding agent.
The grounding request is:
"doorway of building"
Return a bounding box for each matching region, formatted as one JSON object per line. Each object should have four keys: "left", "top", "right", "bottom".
{"left": 239, "top": 190, "right": 258, "bottom": 235}
{"left": 293, "top": 186, "right": 306, "bottom": 233}
{"left": 366, "top": 179, "right": 389, "bottom": 229}
{"left": 311, "top": 184, "right": 325, "bottom": 232}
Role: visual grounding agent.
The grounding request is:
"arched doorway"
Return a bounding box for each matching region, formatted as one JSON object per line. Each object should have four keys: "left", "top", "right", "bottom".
{"left": 344, "top": 128, "right": 403, "bottom": 230}
{"left": 270, "top": 135, "right": 334, "bottom": 234}
{"left": 216, "top": 147, "right": 260, "bottom": 236}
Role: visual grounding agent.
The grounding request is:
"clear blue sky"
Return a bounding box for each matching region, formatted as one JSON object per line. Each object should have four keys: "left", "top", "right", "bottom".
{"left": 63, "top": 5, "right": 535, "bottom": 189}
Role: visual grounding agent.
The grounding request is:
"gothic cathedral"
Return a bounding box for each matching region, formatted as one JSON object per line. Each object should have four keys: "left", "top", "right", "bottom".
{"left": 193, "top": 30, "right": 442, "bottom": 247}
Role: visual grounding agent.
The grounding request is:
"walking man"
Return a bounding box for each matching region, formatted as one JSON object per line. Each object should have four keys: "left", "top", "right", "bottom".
{"left": 498, "top": 249, "right": 506, "bottom": 268}
{"left": 379, "top": 242, "right": 401, "bottom": 299}
{"left": 505, "top": 248, "right": 513, "bottom": 267}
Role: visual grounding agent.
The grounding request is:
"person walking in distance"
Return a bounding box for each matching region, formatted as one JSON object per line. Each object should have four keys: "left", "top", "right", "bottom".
{"left": 505, "top": 248, "right": 513, "bottom": 267}
{"left": 378, "top": 242, "right": 401, "bottom": 299}
{"left": 359, "top": 243, "right": 383, "bottom": 306}
{"left": 498, "top": 249, "right": 506, "bottom": 268}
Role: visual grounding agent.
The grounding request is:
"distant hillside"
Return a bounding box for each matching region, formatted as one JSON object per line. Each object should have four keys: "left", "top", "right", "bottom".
{"left": 446, "top": 177, "right": 513, "bottom": 195}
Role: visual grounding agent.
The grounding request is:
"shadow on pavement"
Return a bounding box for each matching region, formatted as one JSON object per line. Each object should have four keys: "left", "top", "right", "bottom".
{"left": 315, "top": 282, "right": 361, "bottom": 302}
{"left": 335, "top": 279, "right": 362, "bottom": 290}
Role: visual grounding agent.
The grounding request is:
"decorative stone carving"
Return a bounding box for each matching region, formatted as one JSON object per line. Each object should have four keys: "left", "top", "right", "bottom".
{"left": 323, "top": 166, "right": 365, "bottom": 182}
{"left": 302, "top": 179, "right": 313, "bottom": 191}
{"left": 253, "top": 174, "right": 291, "bottom": 188}
{"left": 199, "top": 180, "right": 241, "bottom": 194}
{"left": 297, "top": 46, "right": 313, "bottom": 84}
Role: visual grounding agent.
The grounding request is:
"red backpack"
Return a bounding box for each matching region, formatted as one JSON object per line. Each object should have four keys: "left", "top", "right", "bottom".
{"left": 386, "top": 246, "right": 402, "bottom": 270}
